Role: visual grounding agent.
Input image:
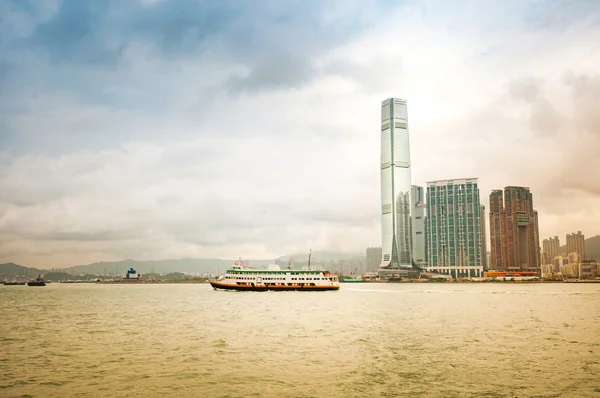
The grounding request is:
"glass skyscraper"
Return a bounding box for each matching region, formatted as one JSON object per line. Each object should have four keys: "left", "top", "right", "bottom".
{"left": 380, "top": 98, "right": 412, "bottom": 269}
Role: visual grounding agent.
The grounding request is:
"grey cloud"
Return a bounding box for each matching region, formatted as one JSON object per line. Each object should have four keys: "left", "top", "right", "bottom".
{"left": 227, "top": 55, "right": 316, "bottom": 93}
{"left": 563, "top": 72, "right": 600, "bottom": 136}
{"left": 25, "top": 0, "right": 123, "bottom": 66}
{"left": 507, "top": 77, "right": 544, "bottom": 102}
{"left": 533, "top": 0, "right": 600, "bottom": 30}
{"left": 481, "top": 73, "right": 600, "bottom": 200}
{"left": 1, "top": 0, "right": 376, "bottom": 158}
{"left": 0, "top": 132, "right": 379, "bottom": 266}
{"left": 507, "top": 77, "right": 562, "bottom": 137}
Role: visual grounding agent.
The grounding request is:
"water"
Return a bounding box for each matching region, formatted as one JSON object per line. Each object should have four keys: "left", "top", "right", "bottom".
{"left": 1, "top": 283, "right": 598, "bottom": 397}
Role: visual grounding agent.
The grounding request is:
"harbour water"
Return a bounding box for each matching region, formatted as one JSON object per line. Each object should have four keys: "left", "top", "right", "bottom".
{"left": 1, "top": 283, "right": 598, "bottom": 397}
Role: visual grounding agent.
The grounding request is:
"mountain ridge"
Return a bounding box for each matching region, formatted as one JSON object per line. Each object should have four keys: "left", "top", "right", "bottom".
{"left": 0, "top": 250, "right": 363, "bottom": 276}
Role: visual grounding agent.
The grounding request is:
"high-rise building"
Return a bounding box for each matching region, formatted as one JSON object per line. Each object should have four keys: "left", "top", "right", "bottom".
{"left": 411, "top": 185, "right": 427, "bottom": 265}
{"left": 379, "top": 98, "right": 412, "bottom": 269}
{"left": 480, "top": 205, "right": 488, "bottom": 270}
{"left": 566, "top": 231, "right": 585, "bottom": 262}
{"left": 366, "top": 247, "right": 383, "bottom": 272}
{"left": 542, "top": 236, "right": 560, "bottom": 265}
{"left": 425, "top": 178, "right": 484, "bottom": 278}
{"left": 489, "top": 186, "right": 540, "bottom": 272}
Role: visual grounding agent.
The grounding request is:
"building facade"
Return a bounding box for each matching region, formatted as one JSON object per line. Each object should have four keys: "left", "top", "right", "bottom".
{"left": 411, "top": 185, "right": 427, "bottom": 265}
{"left": 424, "top": 178, "right": 484, "bottom": 278}
{"left": 542, "top": 236, "right": 560, "bottom": 265}
{"left": 480, "top": 205, "right": 488, "bottom": 270}
{"left": 566, "top": 231, "right": 585, "bottom": 262}
{"left": 366, "top": 247, "right": 383, "bottom": 273}
{"left": 379, "top": 98, "right": 412, "bottom": 269}
{"left": 489, "top": 186, "right": 540, "bottom": 272}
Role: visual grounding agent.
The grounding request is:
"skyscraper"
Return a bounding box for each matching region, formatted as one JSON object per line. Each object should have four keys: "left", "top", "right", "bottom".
{"left": 425, "top": 178, "right": 484, "bottom": 278}
{"left": 566, "top": 231, "right": 585, "bottom": 262}
{"left": 489, "top": 186, "right": 540, "bottom": 272}
{"left": 542, "top": 236, "right": 560, "bottom": 265}
{"left": 411, "top": 185, "right": 427, "bottom": 265}
{"left": 379, "top": 98, "right": 412, "bottom": 269}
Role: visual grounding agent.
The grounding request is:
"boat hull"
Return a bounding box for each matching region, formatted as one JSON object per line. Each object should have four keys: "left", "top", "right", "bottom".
{"left": 27, "top": 282, "right": 46, "bottom": 286}
{"left": 210, "top": 281, "right": 339, "bottom": 292}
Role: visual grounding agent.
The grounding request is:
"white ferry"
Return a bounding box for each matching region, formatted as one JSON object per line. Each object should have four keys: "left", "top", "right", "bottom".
{"left": 210, "top": 258, "right": 340, "bottom": 292}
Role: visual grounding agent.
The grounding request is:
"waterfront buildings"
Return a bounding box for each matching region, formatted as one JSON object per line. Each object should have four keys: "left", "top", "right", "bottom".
{"left": 366, "top": 247, "right": 383, "bottom": 273}
{"left": 567, "top": 252, "right": 579, "bottom": 265}
{"left": 542, "top": 236, "right": 560, "bottom": 265}
{"left": 424, "top": 178, "right": 484, "bottom": 278}
{"left": 411, "top": 185, "right": 427, "bottom": 265}
{"left": 553, "top": 256, "right": 567, "bottom": 272}
{"left": 566, "top": 231, "right": 585, "bottom": 262}
{"left": 579, "top": 260, "right": 598, "bottom": 279}
{"left": 489, "top": 186, "right": 540, "bottom": 272}
{"left": 379, "top": 98, "right": 412, "bottom": 269}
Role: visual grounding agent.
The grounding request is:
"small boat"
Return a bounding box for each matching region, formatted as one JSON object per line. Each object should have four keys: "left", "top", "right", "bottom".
{"left": 340, "top": 276, "right": 365, "bottom": 283}
{"left": 3, "top": 281, "right": 26, "bottom": 286}
{"left": 210, "top": 255, "right": 340, "bottom": 292}
{"left": 27, "top": 275, "right": 46, "bottom": 287}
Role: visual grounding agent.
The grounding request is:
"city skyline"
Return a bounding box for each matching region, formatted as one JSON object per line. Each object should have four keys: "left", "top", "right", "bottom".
{"left": 1, "top": 1, "right": 599, "bottom": 267}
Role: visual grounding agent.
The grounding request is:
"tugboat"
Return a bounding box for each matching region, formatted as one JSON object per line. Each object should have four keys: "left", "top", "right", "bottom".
{"left": 27, "top": 275, "right": 46, "bottom": 287}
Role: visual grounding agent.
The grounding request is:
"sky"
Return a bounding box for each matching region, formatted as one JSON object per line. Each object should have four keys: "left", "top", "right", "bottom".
{"left": 1, "top": 0, "right": 599, "bottom": 268}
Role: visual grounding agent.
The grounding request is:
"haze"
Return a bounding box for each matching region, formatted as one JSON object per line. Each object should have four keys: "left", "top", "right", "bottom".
{"left": 1, "top": 0, "right": 599, "bottom": 268}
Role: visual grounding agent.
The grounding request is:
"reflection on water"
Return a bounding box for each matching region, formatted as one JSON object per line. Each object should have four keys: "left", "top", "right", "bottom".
{"left": 1, "top": 283, "right": 598, "bottom": 397}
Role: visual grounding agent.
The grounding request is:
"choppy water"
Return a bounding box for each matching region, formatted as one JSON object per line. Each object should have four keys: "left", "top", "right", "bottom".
{"left": 1, "top": 283, "right": 598, "bottom": 397}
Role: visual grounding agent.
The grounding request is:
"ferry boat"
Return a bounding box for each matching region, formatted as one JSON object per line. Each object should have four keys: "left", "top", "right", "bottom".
{"left": 210, "top": 257, "right": 340, "bottom": 292}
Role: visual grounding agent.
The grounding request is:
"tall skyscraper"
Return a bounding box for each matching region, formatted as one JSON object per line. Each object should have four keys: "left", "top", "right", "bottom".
{"left": 379, "top": 98, "right": 412, "bottom": 269}
{"left": 411, "top": 185, "right": 427, "bottom": 265}
{"left": 489, "top": 186, "right": 540, "bottom": 272}
{"left": 425, "top": 178, "right": 484, "bottom": 278}
{"left": 566, "top": 231, "right": 585, "bottom": 262}
{"left": 542, "top": 236, "right": 560, "bottom": 265}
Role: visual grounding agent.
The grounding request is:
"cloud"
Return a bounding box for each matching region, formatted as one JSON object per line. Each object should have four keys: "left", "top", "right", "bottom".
{"left": 1, "top": 0, "right": 600, "bottom": 267}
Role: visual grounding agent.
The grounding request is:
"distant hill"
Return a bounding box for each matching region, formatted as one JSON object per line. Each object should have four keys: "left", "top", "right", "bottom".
{"left": 63, "top": 258, "right": 257, "bottom": 276}
{"left": 559, "top": 235, "right": 600, "bottom": 260}
{"left": 0, "top": 251, "right": 366, "bottom": 277}
{"left": 0, "top": 263, "right": 42, "bottom": 276}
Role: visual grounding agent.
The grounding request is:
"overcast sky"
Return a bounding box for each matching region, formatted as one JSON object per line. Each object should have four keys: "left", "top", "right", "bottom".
{"left": 1, "top": 0, "right": 599, "bottom": 268}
